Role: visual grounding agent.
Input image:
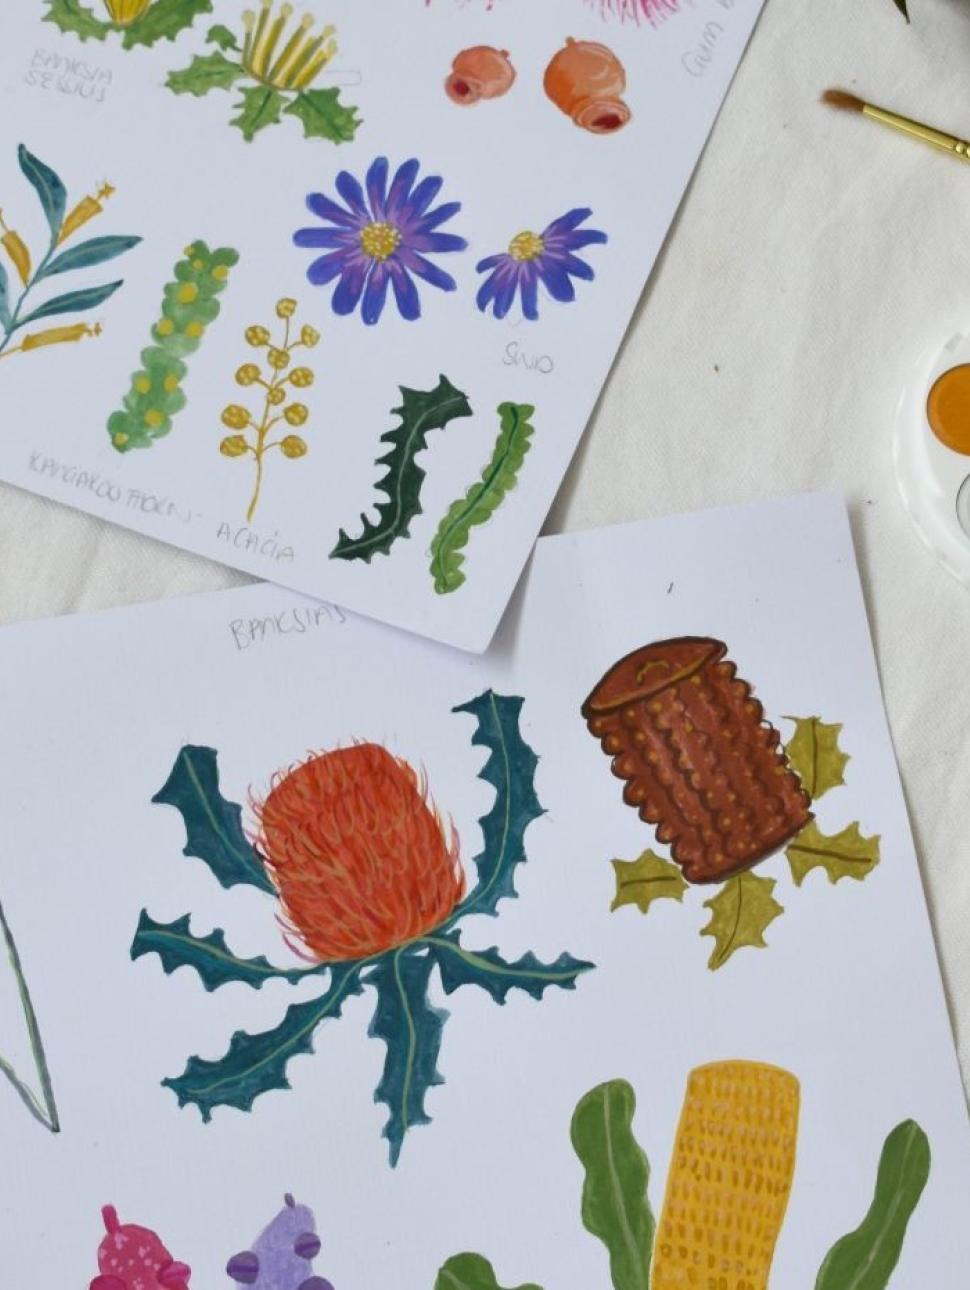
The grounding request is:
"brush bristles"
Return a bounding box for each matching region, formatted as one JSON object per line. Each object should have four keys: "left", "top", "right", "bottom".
{"left": 822, "top": 88, "right": 865, "bottom": 113}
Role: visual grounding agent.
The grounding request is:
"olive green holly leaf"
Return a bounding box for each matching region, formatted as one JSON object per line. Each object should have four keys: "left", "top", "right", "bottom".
{"left": 231, "top": 86, "right": 286, "bottom": 141}
{"left": 284, "top": 89, "right": 362, "bottom": 144}
{"left": 701, "top": 871, "right": 784, "bottom": 971}
{"left": 784, "top": 716, "right": 849, "bottom": 800}
{"left": 43, "top": 0, "right": 107, "bottom": 42}
{"left": 611, "top": 851, "right": 688, "bottom": 915}
{"left": 205, "top": 22, "right": 239, "bottom": 51}
{"left": 166, "top": 51, "right": 245, "bottom": 97}
{"left": 786, "top": 821, "right": 881, "bottom": 886}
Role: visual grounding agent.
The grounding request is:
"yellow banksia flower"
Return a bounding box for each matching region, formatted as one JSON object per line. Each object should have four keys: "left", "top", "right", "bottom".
{"left": 284, "top": 402, "right": 308, "bottom": 426}
{"left": 280, "top": 434, "right": 308, "bottom": 458}
{"left": 236, "top": 363, "right": 261, "bottom": 386}
{"left": 276, "top": 297, "right": 297, "bottom": 319}
{"left": 0, "top": 212, "right": 31, "bottom": 286}
{"left": 289, "top": 366, "right": 313, "bottom": 388}
{"left": 245, "top": 324, "right": 271, "bottom": 347}
{"left": 57, "top": 182, "right": 115, "bottom": 245}
{"left": 267, "top": 346, "right": 290, "bottom": 370}
{"left": 300, "top": 324, "right": 320, "bottom": 347}
{"left": 652, "top": 1061, "right": 800, "bottom": 1290}
{"left": 221, "top": 404, "right": 250, "bottom": 430}
{"left": 220, "top": 434, "right": 250, "bottom": 458}
{"left": 242, "top": 2, "right": 337, "bottom": 93}
{"left": 103, "top": 0, "right": 152, "bottom": 24}
{"left": 20, "top": 322, "right": 102, "bottom": 351}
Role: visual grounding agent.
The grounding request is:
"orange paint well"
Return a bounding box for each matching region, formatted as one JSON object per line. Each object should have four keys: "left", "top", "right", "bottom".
{"left": 544, "top": 38, "right": 631, "bottom": 134}
{"left": 928, "top": 364, "right": 970, "bottom": 456}
{"left": 446, "top": 46, "right": 516, "bottom": 105}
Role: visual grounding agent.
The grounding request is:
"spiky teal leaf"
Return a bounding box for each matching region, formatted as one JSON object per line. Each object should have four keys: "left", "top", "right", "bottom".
{"left": 426, "top": 930, "right": 593, "bottom": 1003}
{"left": 452, "top": 691, "right": 544, "bottom": 919}
{"left": 367, "top": 950, "right": 446, "bottom": 1167}
{"left": 18, "top": 280, "right": 123, "bottom": 326}
{"left": 152, "top": 745, "right": 274, "bottom": 894}
{"left": 163, "top": 963, "right": 364, "bottom": 1120}
{"left": 131, "top": 910, "right": 318, "bottom": 992}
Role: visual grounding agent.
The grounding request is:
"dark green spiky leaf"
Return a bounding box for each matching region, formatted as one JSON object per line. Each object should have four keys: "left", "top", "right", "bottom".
{"left": 0, "top": 261, "right": 11, "bottom": 332}
{"left": 611, "top": 850, "right": 688, "bottom": 914}
{"left": 452, "top": 690, "right": 545, "bottom": 919}
{"left": 701, "top": 871, "right": 784, "bottom": 971}
{"left": 815, "top": 1120, "right": 930, "bottom": 1289}
{"left": 284, "top": 89, "right": 362, "bottom": 143}
{"left": 205, "top": 22, "right": 239, "bottom": 50}
{"left": 166, "top": 51, "right": 245, "bottom": 97}
{"left": 42, "top": 0, "right": 108, "bottom": 42}
{"left": 19, "top": 280, "right": 122, "bottom": 326}
{"left": 571, "top": 1080, "right": 654, "bottom": 1290}
{"left": 367, "top": 950, "right": 447, "bottom": 1167}
{"left": 892, "top": 0, "right": 909, "bottom": 19}
{"left": 784, "top": 715, "right": 849, "bottom": 800}
{"left": 131, "top": 910, "right": 316, "bottom": 992}
{"left": 786, "top": 820, "right": 880, "bottom": 886}
{"left": 331, "top": 376, "right": 473, "bottom": 562}
{"left": 430, "top": 402, "right": 535, "bottom": 595}
{"left": 40, "top": 235, "right": 142, "bottom": 280}
{"left": 18, "top": 145, "right": 66, "bottom": 244}
{"left": 163, "top": 963, "right": 364, "bottom": 1119}
{"left": 426, "top": 930, "right": 593, "bottom": 1004}
{"left": 232, "top": 85, "right": 286, "bottom": 141}
{"left": 121, "top": 0, "right": 212, "bottom": 49}
{"left": 152, "top": 744, "right": 274, "bottom": 893}
{"left": 435, "top": 1254, "right": 544, "bottom": 1290}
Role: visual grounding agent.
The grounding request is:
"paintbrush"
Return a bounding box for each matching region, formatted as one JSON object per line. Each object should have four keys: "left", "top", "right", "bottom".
{"left": 822, "top": 89, "right": 970, "bottom": 162}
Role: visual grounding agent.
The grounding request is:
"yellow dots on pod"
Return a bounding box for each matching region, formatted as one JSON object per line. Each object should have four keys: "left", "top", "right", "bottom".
{"left": 163, "top": 373, "right": 180, "bottom": 394}
{"left": 222, "top": 404, "right": 250, "bottom": 430}
{"left": 220, "top": 435, "right": 250, "bottom": 458}
{"left": 281, "top": 434, "right": 308, "bottom": 458}
{"left": 236, "top": 363, "right": 261, "bottom": 386}
{"left": 156, "top": 318, "right": 175, "bottom": 337}
{"left": 212, "top": 264, "right": 230, "bottom": 282}
{"left": 289, "top": 366, "right": 313, "bottom": 388}
{"left": 144, "top": 409, "right": 165, "bottom": 430}
{"left": 246, "top": 324, "right": 271, "bottom": 347}
{"left": 185, "top": 320, "right": 204, "bottom": 339}
{"left": 177, "top": 282, "right": 199, "bottom": 305}
{"left": 134, "top": 374, "right": 151, "bottom": 395}
{"left": 267, "top": 386, "right": 287, "bottom": 406}
{"left": 276, "top": 297, "right": 297, "bottom": 318}
{"left": 300, "top": 324, "right": 320, "bottom": 347}
{"left": 267, "top": 346, "right": 290, "bottom": 370}
{"left": 284, "top": 402, "right": 308, "bottom": 426}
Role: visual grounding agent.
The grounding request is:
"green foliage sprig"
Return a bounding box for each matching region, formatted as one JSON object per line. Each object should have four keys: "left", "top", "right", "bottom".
{"left": 44, "top": 0, "right": 212, "bottom": 50}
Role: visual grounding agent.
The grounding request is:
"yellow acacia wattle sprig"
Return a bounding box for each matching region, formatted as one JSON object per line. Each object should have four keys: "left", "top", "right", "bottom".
{"left": 220, "top": 296, "right": 320, "bottom": 520}
{"left": 241, "top": 1, "right": 337, "bottom": 91}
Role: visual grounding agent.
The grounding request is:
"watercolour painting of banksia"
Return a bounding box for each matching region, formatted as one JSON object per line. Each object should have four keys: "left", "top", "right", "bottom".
{"left": 220, "top": 297, "right": 319, "bottom": 521}
{"left": 582, "top": 638, "right": 882, "bottom": 970}
{"left": 166, "top": 3, "right": 361, "bottom": 143}
{"left": 44, "top": 0, "right": 212, "bottom": 50}
{"left": 0, "top": 145, "right": 140, "bottom": 364}
{"left": 132, "top": 691, "right": 592, "bottom": 1165}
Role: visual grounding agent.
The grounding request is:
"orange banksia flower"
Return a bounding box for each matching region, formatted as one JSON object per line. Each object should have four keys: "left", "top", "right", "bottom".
{"left": 255, "top": 744, "right": 464, "bottom": 962}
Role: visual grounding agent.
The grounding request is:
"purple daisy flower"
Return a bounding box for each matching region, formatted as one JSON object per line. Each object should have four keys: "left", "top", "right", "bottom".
{"left": 475, "top": 208, "right": 607, "bottom": 321}
{"left": 293, "top": 156, "right": 468, "bottom": 326}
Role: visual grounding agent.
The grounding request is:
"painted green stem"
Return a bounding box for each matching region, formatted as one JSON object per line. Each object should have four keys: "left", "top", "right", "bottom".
{"left": 0, "top": 895, "right": 59, "bottom": 1133}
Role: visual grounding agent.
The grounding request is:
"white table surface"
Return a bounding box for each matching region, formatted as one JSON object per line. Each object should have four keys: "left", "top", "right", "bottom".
{"left": 2, "top": 0, "right": 968, "bottom": 1093}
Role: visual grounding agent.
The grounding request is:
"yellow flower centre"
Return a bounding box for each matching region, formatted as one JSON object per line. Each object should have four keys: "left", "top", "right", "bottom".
{"left": 103, "top": 0, "right": 153, "bottom": 24}
{"left": 508, "top": 230, "right": 544, "bottom": 262}
{"left": 360, "top": 221, "right": 401, "bottom": 263}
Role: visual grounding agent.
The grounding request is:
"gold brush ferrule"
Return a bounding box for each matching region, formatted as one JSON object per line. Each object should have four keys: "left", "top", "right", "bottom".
{"left": 863, "top": 103, "right": 970, "bottom": 159}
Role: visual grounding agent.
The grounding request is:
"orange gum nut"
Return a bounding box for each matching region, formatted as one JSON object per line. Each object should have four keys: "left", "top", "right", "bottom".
{"left": 544, "top": 37, "right": 631, "bottom": 134}
{"left": 927, "top": 364, "right": 970, "bottom": 456}
{"left": 446, "top": 46, "right": 516, "bottom": 105}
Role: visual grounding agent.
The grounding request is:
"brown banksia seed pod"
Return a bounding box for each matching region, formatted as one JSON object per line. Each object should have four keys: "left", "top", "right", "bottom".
{"left": 582, "top": 638, "right": 812, "bottom": 884}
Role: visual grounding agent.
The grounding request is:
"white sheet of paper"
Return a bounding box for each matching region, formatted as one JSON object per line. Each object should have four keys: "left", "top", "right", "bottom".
{"left": 0, "top": 492, "right": 967, "bottom": 1287}
{"left": 0, "top": 0, "right": 765, "bottom": 650}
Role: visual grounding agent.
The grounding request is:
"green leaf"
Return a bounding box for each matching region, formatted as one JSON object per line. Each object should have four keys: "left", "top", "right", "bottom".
{"left": 815, "top": 1120, "right": 930, "bottom": 1290}
{"left": 18, "top": 280, "right": 122, "bottom": 326}
{"left": 330, "top": 375, "right": 473, "bottom": 562}
{"left": 786, "top": 820, "right": 881, "bottom": 886}
{"left": 121, "top": 0, "right": 212, "bottom": 49}
{"left": 0, "top": 261, "right": 11, "bottom": 332}
{"left": 163, "top": 963, "right": 364, "bottom": 1120}
{"left": 39, "top": 234, "right": 142, "bottom": 280}
{"left": 152, "top": 744, "right": 275, "bottom": 894}
{"left": 435, "top": 1254, "right": 544, "bottom": 1290}
{"left": 784, "top": 716, "right": 849, "bottom": 800}
{"left": 17, "top": 145, "right": 66, "bottom": 245}
{"left": 452, "top": 690, "right": 545, "bottom": 919}
{"left": 232, "top": 85, "right": 287, "bottom": 141}
{"left": 701, "top": 871, "right": 784, "bottom": 971}
{"left": 367, "top": 949, "right": 447, "bottom": 1167}
{"left": 131, "top": 910, "right": 317, "bottom": 992}
{"left": 430, "top": 402, "right": 535, "bottom": 595}
{"left": 284, "top": 88, "right": 362, "bottom": 143}
{"left": 570, "top": 1080, "right": 654, "bottom": 1290}
{"left": 611, "top": 850, "right": 688, "bottom": 915}
{"left": 426, "top": 930, "right": 593, "bottom": 1003}
{"left": 205, "top": 21, "right": 239, "bottom": 50}
{"left": 42, "top": 0, "right": 109, "bottom": 42}
{"left": 166, "top": 51, "right": 244, "bottom": 97}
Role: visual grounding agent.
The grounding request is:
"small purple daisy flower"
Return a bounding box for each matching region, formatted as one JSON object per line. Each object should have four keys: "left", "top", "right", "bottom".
{"left": 294, "top": 156, "right": 468, "bottom": 326}
{"left": 475, "top": 208, "right": 607, "bottom": 321}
